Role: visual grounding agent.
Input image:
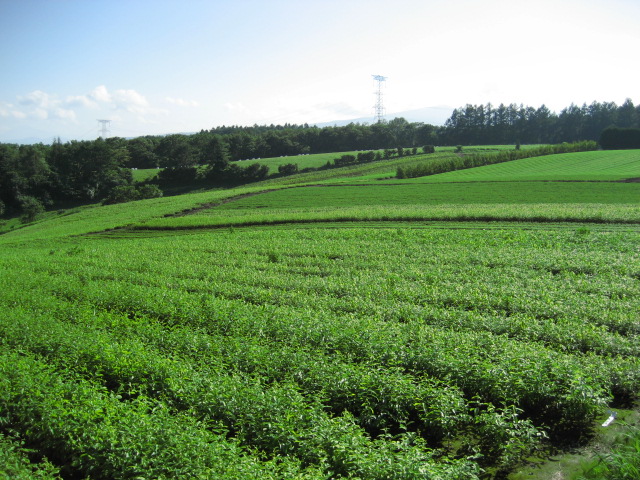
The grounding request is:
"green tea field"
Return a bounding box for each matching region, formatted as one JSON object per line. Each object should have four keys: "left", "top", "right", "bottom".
{"left": 0, "top": 148, "right": 639, "bottom": 479}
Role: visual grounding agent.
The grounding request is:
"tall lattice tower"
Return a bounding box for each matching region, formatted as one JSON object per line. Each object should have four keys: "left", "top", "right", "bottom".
{"left": 97, "top": 119, "right": 111, "bottom": 139}
{"left": 372, "top": 75, "right": 387, "bottom": 123}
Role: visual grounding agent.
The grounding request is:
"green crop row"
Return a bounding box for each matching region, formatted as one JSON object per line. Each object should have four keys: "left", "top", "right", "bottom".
{"left": 1, "top": 200, "right": 638, "bottom": 478}
{"left": 0, "top": 301, "right": 484, "bottom": 478}
{"left": 3, "top": 240, "right": 631, "bottom": 440}
{"left": 29, "top": 227, "right": 637, "bottom": 352}
{"left": 134, "top": 203, "right": 640, "bottom": 230}
{"left": 0, "top": 272, "right": 544, "bottom": 471}
{"left": 0, "top": 351, "right": 321, "bottom": 480}
{"left": 0, "top": 433, "right": 61, "bottom": 479}
{"left": 207, "top": 182, "right": 638, "bottom": 209}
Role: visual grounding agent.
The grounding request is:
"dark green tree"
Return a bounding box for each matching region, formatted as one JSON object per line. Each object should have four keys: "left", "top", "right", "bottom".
{"left": 600, "top": 126, "right": 640, "bottom": 149}
{"left": 157, "top": 134, "right": 195, "bottom": 169}
{"left": 198, "top": 134, "right": 229, "bottom": 168}
{"left": 127, "top": 136, "right": 159, "bottom": 168}
{"left": 278, "top": 163, "right": 299, "bottom": 175}
{"left": 18, "top": 195, "right": 45, "bottom": 222}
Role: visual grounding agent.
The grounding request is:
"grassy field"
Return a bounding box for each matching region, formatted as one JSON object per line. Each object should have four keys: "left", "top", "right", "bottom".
{"left": 234, "top": 150, "right": 359, "bottom": 172}
{"left": 0, "top": 148, "right": 639, "bottom": 480}
{"left": 197, "top": 183, "right": 638, "bottom": 208}
{"left": 234, "top": 145, "right": 538, "bottom": 174}
{"left": 131, "top": 167, "right": 160, "bottom": 182}
{"left": 415, "top": 149, "right": 640, "bottom": 182}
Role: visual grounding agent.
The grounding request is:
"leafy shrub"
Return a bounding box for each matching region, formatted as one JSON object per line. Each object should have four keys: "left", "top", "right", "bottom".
{"left": 102, "top": 185, "right": 139, "bottom": 204}
{"left": 0, "top": 352, "right": 304, "bottom": 479}
{"left": 205, "top": 162, "right": 269, "bottom": 185}
{"left": 277, "top": 163, "right": 299, "bottom": 175}
{"left": 0, "top": 434, "right": 61, "bottom": 479}
{"left": 157, "top": 166, "right": 199, "bottom": 185}
{"left": 334, "top": 154, "right": 357, "bottom": 167}
{"left": 103, "top": 184, "right": 163, "bottom": 205}
{"left": 18, "top": 195, "right": 45, "bottom": 223}
{"left": 423, "top": 145, "right": 436, "bottom": 154}
{"left": 233, "top": 162, "right": 269, "bottom": 182}
{"left": 136, "top": 184, "right": 163, "bottom": 200}
{"left": 356, "top": 151, "right": 375, "bottom": 163}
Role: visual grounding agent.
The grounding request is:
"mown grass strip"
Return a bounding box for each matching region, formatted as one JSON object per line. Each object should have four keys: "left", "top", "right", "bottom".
{"left": 415, "top": 149, "right": 640, "bottom": 183}
{"left": 397, "top": 142, "right": 598, "bottom": 179}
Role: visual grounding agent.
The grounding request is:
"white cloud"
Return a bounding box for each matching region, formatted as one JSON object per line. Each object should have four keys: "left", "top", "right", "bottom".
{"left": 224, "top": 102, "right": 248, "bottom": 113}
{"left": 52, "top": 108, "right": 76, "bottom": 121}
{"left": 18, "top": 90, "right": 53, "bottom": 108}
{"left": 166, "top": 96, "right": 199, "bottom": 107}
{"left": 3, "top": 85, "right": 170, "bottom": 138}
{"left": 0, "top": 102, "right": 27, "bottom": 119}
{"left": 89, "top": 85, "right": 111, "bottom": 103}
{"left": 65, "top": 85, "right": 152, "bottom": 114}
{"left": 112, "top": 88, "right": 149, "bottom": 112}
{"left": 11, "top": 90, "right": 77, "bottom": 122}
{"left": 33, "top": 108, "right": 49, "bottom": 120}
{"left": 65, "top": 94, "right": 98, "bottom": 109}
{"left": 85, "top": 86, "right": 164, "bottom": 117}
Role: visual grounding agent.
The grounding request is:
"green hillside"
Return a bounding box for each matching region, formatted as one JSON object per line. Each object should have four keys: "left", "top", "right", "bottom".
{"left": 236, "top": 145, "right": 540, "bottom": 174}
{"left": 0, "top": 148, "right": 638, "bottom": 480}
{"left": 133, "top": 149, "right": 639, "bottom": 230}
{"left": 416, "top": 149, "right": 640, "bottom": 182}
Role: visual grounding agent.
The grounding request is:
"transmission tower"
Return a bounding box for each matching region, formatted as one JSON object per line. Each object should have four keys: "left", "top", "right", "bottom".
{"left": 97, "top": 119, "right": 111, "bottom": 139}
{"left": 372, "top": 75, "right": 387, "bottom": 123}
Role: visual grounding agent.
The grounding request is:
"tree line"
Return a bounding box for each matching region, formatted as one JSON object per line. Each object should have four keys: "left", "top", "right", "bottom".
{"left": 441, "top": 99, "right": 639, "bottom": 145}
{"left": 1, "top": 98, "right": 638, "bottom": 220}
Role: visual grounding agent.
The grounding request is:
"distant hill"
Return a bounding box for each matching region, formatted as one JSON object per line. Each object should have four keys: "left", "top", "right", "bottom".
{"left": 315, "top": 105, "right": 453, "bottom": 127}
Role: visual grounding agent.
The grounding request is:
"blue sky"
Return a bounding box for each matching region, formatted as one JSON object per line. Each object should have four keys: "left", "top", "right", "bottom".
{"left": 1, "top": 0, "right": 639, "bottom": 143}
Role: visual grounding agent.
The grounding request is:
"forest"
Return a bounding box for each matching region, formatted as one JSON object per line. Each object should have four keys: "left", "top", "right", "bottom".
{"left": 1, "top": 98, "right": 639, "bottom": 219}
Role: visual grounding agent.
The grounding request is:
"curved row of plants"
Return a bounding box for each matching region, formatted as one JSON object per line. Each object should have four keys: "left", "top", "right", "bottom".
{"left": 0, "top": 350, "right": 318, "bottom": 480}
{"left": 0, "top": 310, "right": 485, "bottom": 478}
{"left": 133, "top": 203, "right": 640, "bottom": 230}
{"left": 3, "top": 244, "right": 634, "bottom": 440}
{"left": 1, "top": 220, "right": 637, "bottom": 478}
{"left": 0, "top": 278, "right": 540, "bottom": 473}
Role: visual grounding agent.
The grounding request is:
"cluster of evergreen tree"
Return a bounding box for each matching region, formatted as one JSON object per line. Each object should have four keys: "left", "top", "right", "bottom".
{"left": 122, "top": 118, "right": 439, "bottom": 169}
{"left": 0, "top": 139, "right": 133, "bottom": 220}
{"left": 599, "top": 126, "right": 640, "bottom": 150}
{"left": 115, "top": 98, "right": 640, "bottom": 169}
{"left": 441, "top": 99, "right": 639, "bottom": 145}
{"left": 1, "top": 98, "right": 638, "bottom": 220}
